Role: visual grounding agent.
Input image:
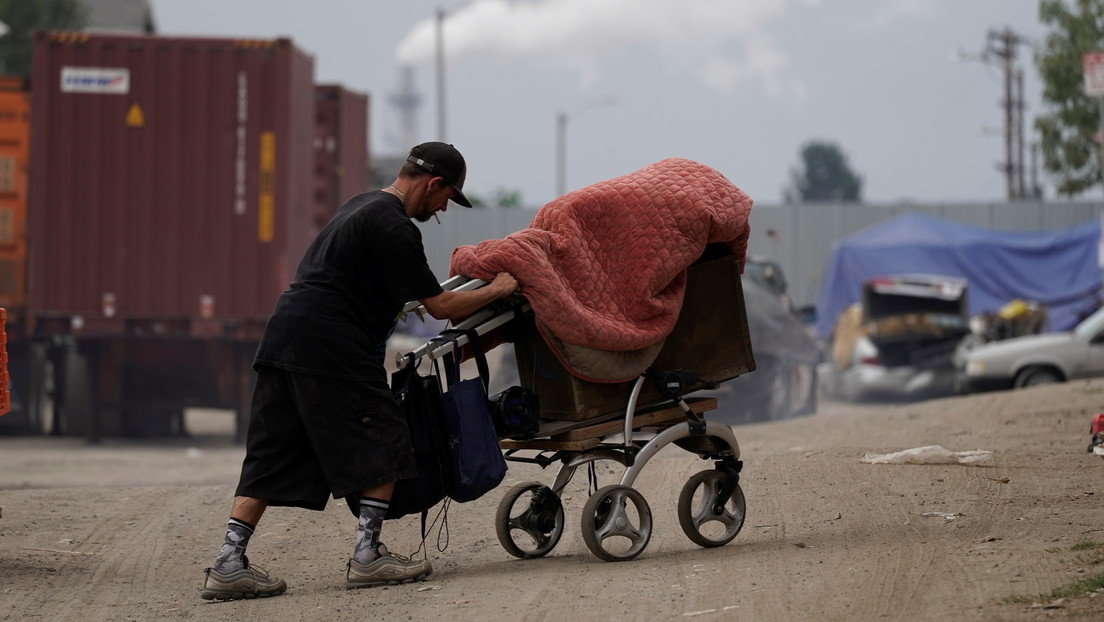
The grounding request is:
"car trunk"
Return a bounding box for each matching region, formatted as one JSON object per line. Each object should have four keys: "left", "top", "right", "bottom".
{"left": 862, "top": 277, "right": 970, "bottom": 368}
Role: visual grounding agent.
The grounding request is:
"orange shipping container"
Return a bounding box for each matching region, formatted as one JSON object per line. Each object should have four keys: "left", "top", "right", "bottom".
{"left": 0, "top": 78, "right": 29, "bottom": 313}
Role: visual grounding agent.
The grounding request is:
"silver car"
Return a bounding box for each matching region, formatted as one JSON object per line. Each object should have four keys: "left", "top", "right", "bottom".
{"left": 958, "top": 304, "right": 1104, "bottom": 392}
{"left": 818, "top": 275, "right": 970, "bottom": 402}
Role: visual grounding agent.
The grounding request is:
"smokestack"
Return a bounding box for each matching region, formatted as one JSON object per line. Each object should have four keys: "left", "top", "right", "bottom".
{"left": 387, "top": 66, "right": 421, "bottom": 150}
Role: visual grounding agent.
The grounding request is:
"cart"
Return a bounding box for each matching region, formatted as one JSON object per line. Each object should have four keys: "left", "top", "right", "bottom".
{"left": 397, "top": 252, "right": 754, "bottom": 562}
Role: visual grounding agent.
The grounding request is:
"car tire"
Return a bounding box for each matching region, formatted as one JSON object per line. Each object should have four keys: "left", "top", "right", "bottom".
{"left": 1013, "top": 366, "right": 1064, "bottom": 388}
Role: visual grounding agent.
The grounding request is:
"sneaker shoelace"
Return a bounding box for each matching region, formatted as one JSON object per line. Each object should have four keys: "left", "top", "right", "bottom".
{"left": 381, "top": 550, "right": 412, "bottom": 562}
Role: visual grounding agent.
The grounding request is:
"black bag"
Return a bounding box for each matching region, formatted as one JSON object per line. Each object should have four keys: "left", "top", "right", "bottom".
{"left": 434, "top": 329, "right": 507, "bottom": 503}
{"left": 382, "top": 355, "right": 453, "bottom": 520}
{"left": 488, "top": 386, "right": 541, "bottom": 439}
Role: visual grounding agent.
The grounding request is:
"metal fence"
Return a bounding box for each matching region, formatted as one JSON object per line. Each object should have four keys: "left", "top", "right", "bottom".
{"left": 417, "top": 200, "right": 1104, "bottom": 310}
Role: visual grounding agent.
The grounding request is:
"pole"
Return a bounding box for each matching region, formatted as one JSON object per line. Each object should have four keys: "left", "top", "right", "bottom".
{"left": 1099, "top": 96, "right": 1104, "bottom": 199}
{"left": 553, "top": 96, "right": 615, "bottom": 198}
{"left": 1002, "top": 29, "right": 1015, "bottom": 200}
{"left": 555, "top": 111, "right": 567, "bottom": 197}
{"left": 988, "top": 27, "right": 1023, "bottom": 200}
{"left": 1016, "top": 67, "right": 1026, "bottom": 199}
{"left": 435, "top": 8, "right": 447, "bottom": 141}
{"left": 1030, "top": 141, "right": 1040, "bottom": 199}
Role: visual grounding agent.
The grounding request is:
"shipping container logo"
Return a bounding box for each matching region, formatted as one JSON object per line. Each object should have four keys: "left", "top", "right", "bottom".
{"left": 60, "top": 67, "right": 130, "bottom": 94}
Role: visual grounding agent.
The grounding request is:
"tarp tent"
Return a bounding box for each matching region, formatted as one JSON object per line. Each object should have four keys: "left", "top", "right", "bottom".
{"left": 815, "top": 212, "right": 1102, "bottom": 339}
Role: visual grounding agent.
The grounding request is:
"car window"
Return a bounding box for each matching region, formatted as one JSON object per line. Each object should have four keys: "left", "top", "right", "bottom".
{"left": 1073, "top": 306, "right": 1104, "bottom": 339}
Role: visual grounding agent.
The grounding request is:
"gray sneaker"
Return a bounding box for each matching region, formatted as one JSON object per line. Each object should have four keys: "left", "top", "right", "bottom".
{"left": 201, "top": 563, "right": 287, "bottom": 600}
{"left": 346, "top": 544, "right": 432, "bottom": 589}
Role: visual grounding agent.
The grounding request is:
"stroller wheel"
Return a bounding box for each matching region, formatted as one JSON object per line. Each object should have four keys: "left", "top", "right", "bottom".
{"left": 677, "top": 469, "right": 746, "bottom": 548}
{"left": 496, "top": 481, "right": 565, "bottom": 559}
{"left": 580, "top": 485, "right": 652, "bottom": 562}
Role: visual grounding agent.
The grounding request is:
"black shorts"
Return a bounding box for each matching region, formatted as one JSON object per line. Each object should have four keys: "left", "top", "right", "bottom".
{"left": 234, "top": 366, "right": 417, "bottom": 510}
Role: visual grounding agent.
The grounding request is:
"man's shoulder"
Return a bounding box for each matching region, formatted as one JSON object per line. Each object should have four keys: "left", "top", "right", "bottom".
{"left": 343, "top": 191, "right": 409, "bottom": 226}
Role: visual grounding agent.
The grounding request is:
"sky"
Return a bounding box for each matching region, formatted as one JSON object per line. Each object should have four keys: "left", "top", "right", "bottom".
{"left": 148, "top": 0, "right": 1049, "bottom": 208}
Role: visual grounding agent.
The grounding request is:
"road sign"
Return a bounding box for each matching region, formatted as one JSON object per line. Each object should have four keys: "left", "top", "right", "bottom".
{"left": 1083, "top": 52, "right": 1104, "bottom": 96}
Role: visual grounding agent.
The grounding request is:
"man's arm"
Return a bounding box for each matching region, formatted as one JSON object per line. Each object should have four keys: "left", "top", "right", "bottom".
{"left": 420, "top": 272, "right": 519, "bottom": 320}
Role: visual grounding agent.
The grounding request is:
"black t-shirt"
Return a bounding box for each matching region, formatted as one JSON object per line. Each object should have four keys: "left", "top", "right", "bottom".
{"left": 254, "top": 190, "right": 444, "bottom": 380}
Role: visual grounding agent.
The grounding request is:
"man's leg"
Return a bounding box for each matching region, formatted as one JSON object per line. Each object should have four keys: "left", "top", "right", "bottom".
{"left": 213, "top": 496, "right": 269, "bottom": 572}
{"left": 351, "top": 483, "right": 393, "bottom": 564}
{"left": 346, "top": 481, "right": 432, "bottom": 589}
{"left": 201, "top": 496, "right": 287, "bottom": 601}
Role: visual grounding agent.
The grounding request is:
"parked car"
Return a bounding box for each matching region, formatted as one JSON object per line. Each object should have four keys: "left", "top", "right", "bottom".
{"left": 743, "top": 254, "right": 792, "bottom": 311}
{"left": 708, "top": 266, "right": 819, "bottom": 425}
{"left": 651, "top": 252, "right": 817, "bottom": 424}
{"left": 957, "top": 303, "right": 1104, "bottom": 393}
{"left": 818, "top": 274, "right": 970, "bottom": 402}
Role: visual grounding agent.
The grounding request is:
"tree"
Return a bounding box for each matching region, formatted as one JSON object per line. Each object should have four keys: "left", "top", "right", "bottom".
{"left": 1035, "top": 0, "right": 1104, "bottom": 197}
{"left": 784, "top": 140, "right": 863, "bottom": 202}
{"left": 467, "top": 187, "right": 523, "bottom": 208}
{"left": 0, "top": 0, "right": 86, "bottom": 76}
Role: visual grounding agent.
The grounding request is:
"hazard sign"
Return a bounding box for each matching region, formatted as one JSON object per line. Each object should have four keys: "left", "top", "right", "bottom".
{"left": 125, "top": 102, "right": 144, "bottom": 127}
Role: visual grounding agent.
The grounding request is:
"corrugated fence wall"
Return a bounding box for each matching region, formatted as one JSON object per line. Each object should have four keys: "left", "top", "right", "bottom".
{"left": 415, "top": 200, "right": 1104, "bottom": 312}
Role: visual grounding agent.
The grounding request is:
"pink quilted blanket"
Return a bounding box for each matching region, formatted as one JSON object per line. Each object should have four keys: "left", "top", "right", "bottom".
{"left": 449, "top": 158, "right": 752, "bottom": 381}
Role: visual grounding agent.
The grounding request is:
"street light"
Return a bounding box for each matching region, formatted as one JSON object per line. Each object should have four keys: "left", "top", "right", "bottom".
{"left": 555, "top": 95, "right": 616, "bottom": 197}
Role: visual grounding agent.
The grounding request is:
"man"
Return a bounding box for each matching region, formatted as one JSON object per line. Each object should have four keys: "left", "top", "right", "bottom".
{"left": 200, "top": 142, "right": 519, "bottom": 600}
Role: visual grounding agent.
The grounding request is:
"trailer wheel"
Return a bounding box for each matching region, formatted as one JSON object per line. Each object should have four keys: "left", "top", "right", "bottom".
{"left": 677, "top": 469, "right": 746, "bottom": 548}
{"left": 495, "top": 482, "right": 564, "bottom": 559}
{"left": 2, "top": 341, "right": 50, "bottom": 435}
{"left": 580, "top": 485, "right": 652, "bottom": 562}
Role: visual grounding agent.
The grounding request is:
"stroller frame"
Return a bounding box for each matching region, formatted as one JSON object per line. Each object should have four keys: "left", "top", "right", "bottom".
{"left": 399, "top": 276, "right": 747, "bottom": 562}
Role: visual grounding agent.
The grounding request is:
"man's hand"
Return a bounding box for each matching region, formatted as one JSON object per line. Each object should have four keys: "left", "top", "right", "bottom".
{"left": 420, "top": 272, "right": 521, "bottom": 320}
{"left": 489, "top": 272, "right": 519, "bottom": 298}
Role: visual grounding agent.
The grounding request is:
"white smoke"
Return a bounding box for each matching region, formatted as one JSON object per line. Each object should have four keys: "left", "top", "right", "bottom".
{"left": 394, "top": 0, "right": 939, "bottom": 97}
{"left": 394, "top": 0, "right": 811, "bottom": 97}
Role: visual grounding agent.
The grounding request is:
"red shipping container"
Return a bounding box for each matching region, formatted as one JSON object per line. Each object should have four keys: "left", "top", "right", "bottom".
{"left": 313, "top": 84, "right": 369, "bottom": 229}
{"left": 29, "top": 32, "right": 316, "bottom": 338}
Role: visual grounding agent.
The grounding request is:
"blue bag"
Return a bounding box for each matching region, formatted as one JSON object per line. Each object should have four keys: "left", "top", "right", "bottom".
{"left": 434, "top": 329, "right": 507, "bottom": 503}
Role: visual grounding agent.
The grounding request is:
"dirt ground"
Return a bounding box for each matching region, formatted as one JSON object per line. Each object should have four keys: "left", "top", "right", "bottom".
{"left": 1, "top": 380, "right": 1102, "bottom": 622}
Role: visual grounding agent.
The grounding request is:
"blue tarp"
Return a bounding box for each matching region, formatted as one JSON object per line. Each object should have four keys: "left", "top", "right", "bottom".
{"left": 815, "top": 212, "right": 1102, "bottom": 339}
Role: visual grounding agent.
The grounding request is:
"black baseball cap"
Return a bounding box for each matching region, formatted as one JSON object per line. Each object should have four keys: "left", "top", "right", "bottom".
{"left": 407, "top": 142, "right": 472, "bottom": 207}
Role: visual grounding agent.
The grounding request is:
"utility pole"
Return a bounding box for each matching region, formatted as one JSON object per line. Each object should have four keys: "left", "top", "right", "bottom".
{"left": 1016, "top": 67, "right": 1026, "bottom": 198}
{"left": 435, "top": 8, "right": 447, "bottom": 142}
{"left": 986, "top": 27, "right": 1029, "bottom": 200}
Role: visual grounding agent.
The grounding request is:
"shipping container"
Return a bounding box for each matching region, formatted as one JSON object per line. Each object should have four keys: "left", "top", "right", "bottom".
{"left": 0, "top": 76, "right": 45, "bottom": 434}
{"left": 0, "top": 32, "right": 359, "bottom": 438}
{"left": 29, "top": 32, "right": 315, "bottom": 332}
{"left": 313, "top": 84, "right": 369, "bottom": 227}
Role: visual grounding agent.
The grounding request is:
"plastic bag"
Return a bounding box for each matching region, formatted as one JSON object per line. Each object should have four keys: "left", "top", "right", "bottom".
{"left": 861, "top": 445, "right": 993, "bottom": 466}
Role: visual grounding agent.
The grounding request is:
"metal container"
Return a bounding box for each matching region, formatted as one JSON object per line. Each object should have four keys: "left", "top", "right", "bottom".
{"left": 0, "top": 77, "right": 30, "bottom": 315}
{"left": 28, "top": 32, "right": 317, "bottom": 338}
{"left": 314, "top": 84, "right": 369, "bottom": 227}
{"left": 515, "top": 253, "right": 756, "bottom": 421}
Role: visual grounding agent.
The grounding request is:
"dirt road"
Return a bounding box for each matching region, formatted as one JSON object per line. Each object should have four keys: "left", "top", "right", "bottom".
{"left": 1, "top": 381, "right": 1102, "bottom": 621}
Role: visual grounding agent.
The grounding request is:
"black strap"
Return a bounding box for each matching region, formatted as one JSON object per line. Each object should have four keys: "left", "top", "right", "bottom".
{"left": 428, "top": 335, "right": 462, "bottom": 387}
{"left": 438, "top": 328, "right": 490, "bottom": 389}
{"left": 390, "top": 353, "right": 418, "bottom": 396}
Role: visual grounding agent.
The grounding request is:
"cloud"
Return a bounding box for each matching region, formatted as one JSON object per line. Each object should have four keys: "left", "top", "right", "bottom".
{"left": 394, "top": 0, "right": 806, "bottom": 98}
{"left": 847, "top": 0, "right": 942, "bottom": 33}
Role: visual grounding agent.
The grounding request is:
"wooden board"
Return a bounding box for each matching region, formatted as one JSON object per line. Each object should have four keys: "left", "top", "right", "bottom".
{"left": 499, "top": 437, "right": 601, "bottom": 452}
